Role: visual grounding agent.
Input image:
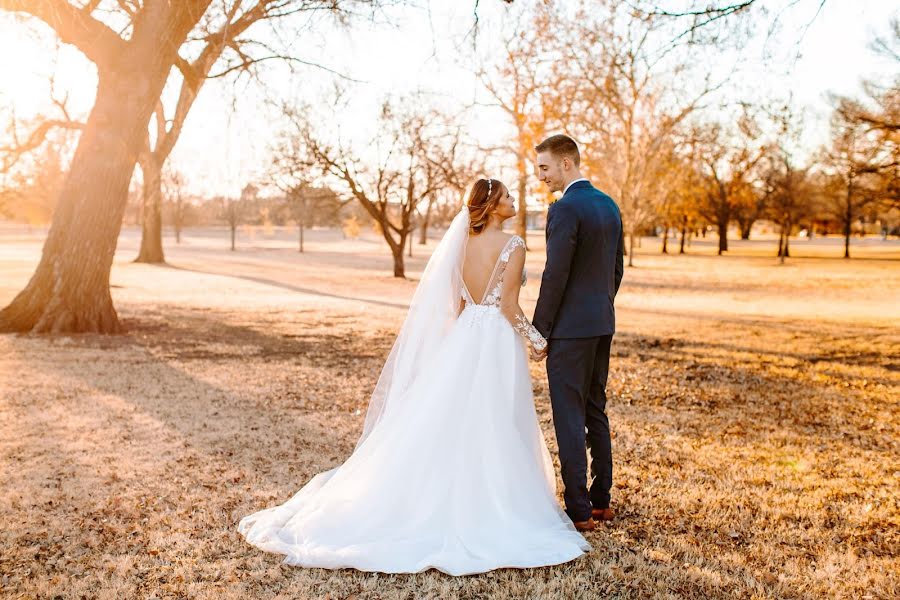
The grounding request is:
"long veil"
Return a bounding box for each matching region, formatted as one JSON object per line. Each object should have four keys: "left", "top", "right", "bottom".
{"left": 355, "top": 205, "right": 470, "bottom": 449}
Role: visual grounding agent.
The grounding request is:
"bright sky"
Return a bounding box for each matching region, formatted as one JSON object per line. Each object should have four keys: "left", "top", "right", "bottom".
{"left": 0, "top": 1, "right": 897, "bottom": 198}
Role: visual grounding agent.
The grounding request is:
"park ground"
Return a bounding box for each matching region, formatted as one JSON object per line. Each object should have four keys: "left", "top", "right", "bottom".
{"left": 0, "top": 225, "right": 898, "bottom": 599}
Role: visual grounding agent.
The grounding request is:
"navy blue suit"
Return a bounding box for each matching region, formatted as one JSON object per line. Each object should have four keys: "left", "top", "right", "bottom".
{"left": 533, "top": 180, "right": 624, "bottom": 522}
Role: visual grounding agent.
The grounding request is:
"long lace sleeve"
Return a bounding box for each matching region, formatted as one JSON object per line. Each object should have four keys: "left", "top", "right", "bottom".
{"left": 499, "top": 239, "right": 548, "bottom": 352}
{"left": 513, "top": 312, "right": 548, "bottom": 351}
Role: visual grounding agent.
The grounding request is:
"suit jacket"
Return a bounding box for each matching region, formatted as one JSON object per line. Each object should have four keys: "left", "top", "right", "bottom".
{"left": 532, "top": 180, "right": 624, "bottom": 339}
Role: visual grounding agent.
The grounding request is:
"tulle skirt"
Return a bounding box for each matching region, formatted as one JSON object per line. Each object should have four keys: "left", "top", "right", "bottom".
{"left": 237, "top": 304, "right": 591, "bottom": 575}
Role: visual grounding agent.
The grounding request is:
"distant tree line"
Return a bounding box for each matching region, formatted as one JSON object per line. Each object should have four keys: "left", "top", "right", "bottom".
{"left": 0, "top": 0, "right": 895, "bottom": 333}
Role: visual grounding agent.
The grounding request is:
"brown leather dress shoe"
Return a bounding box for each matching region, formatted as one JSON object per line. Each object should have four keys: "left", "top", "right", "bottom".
{"left": 572, "top": 517, "right": 596, "bottom": 532}
{"left": 592, "top": 508, "right": 615, "bottom": 521}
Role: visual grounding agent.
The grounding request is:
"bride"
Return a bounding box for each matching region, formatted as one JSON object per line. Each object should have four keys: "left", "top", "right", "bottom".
{"left": 237, "top": 178, "right": 591, "bottom": 575}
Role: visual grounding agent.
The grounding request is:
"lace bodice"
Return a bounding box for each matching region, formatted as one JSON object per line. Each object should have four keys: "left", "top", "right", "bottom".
{"left": 461, "top": 235, "right": 547, "bottom": 351}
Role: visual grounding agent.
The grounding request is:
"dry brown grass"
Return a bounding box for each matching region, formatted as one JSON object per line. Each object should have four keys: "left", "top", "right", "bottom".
{"left": 1, "top": 226, "right": 898, "bottom": 599}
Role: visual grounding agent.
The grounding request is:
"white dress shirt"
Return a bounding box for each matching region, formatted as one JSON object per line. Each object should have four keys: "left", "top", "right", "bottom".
{"left": 562, "top": 177, "right": 589, "bottom": 196}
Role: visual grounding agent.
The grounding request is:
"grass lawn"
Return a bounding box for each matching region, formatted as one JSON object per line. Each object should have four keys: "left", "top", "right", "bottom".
{"left": 1, "top": 226, "right": 897, "bottom": 599}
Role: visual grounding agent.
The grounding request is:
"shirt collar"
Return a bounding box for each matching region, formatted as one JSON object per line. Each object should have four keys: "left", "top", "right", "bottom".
{"left": 563, "top": 178, "right": 589, "bottom": 196}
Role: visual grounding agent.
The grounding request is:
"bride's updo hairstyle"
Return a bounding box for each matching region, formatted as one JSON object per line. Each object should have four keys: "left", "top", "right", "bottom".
{"left": 467, "top": 178, "right": 503, "bottom": 234}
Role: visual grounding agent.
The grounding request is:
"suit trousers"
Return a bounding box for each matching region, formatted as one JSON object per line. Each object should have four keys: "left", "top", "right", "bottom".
{"left": 546, "top": 335, "right": 613, "bottom": 522}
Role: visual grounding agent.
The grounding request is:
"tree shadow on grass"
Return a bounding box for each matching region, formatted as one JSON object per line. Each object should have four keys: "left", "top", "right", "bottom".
{"left": 2, "top": 312, "right": 380, "bottom": 595}
{"left": 614, "top": 326, "right": 899, "bottom": 379}
{"left": 607, "top": 329, "right": 897, "bottom": 456}
{"left": 9, "top": 310, "right": 871, "bottom": 598}
{"left": 622, "top": 306, "right": 899, "bottom": 337}
{"left": 160, "top": 263, "right": 413, "bottom": 311}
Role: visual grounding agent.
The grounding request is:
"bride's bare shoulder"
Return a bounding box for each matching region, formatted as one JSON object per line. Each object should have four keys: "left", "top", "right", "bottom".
{"left": 492, "top": 231, "right": 517, "bottom": 245}
{"left": 492, "top": 232, "right": 524, "bottom": 253}
{"left": 499, "top": 232, "right": 526, "bottom": 249}
{"left": 470, "top": 230, "right": 509, "bottom": 245}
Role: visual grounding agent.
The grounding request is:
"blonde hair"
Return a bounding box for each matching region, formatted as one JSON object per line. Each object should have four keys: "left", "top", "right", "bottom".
{"left": 467, "top": 178, "right": 503, "bottom": 234}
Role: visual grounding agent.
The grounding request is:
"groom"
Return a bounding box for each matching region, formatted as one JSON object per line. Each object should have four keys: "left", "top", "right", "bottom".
{"left": 530, "top": 134, "right": 624, "bottom": 532}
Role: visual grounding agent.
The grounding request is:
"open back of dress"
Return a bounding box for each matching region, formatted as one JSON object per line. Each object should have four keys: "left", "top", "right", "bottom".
{"left": 461, "top": 235, "right": 523, "bottom": 307}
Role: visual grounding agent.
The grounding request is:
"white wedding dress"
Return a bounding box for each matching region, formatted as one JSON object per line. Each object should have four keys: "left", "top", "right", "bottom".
{"left": 237, "top": 207, "right": 591, "bottom": 575}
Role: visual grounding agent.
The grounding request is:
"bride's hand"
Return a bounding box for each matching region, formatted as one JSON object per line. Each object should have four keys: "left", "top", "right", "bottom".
{"left": 529, "top": 344, "right": 548, "bottom": 362}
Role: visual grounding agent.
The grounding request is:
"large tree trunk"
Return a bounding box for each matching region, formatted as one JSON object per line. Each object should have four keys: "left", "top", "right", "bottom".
{"left": 1, "top": 75, "right": 171, "bottom": 333}
{"left": 134, "top": 153, "right": 165, "bottom": 263}
{"left": 0, "top": 1, "right": 212, "bottom": 334}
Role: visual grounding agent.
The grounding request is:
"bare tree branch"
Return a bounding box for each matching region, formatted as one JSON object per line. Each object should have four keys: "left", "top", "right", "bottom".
{"left": 0, "top": 119, "right": 84, "bottom": 172}
{"left": 0, "top": 0, "right": 127, "bottom": 67}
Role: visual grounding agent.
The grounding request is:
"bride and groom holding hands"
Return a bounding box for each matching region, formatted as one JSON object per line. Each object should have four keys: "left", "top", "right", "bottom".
{"left": 238, "top": 134, "right": 625, "bottom": 575}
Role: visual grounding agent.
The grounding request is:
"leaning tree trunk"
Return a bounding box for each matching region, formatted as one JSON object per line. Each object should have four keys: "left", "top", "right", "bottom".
{"left": 0, "top": 1, "right": 211, "bottom": 334}
{"left": 0, "top": 73, "right": 174, "bottom": 333}
{"left": 135, "top": 153, "right": 165, "bottom": 263}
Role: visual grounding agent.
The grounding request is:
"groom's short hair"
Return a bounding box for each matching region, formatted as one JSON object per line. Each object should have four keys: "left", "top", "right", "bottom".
{"left": 535, "top": 134, "right": 580, "bottom": 166}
